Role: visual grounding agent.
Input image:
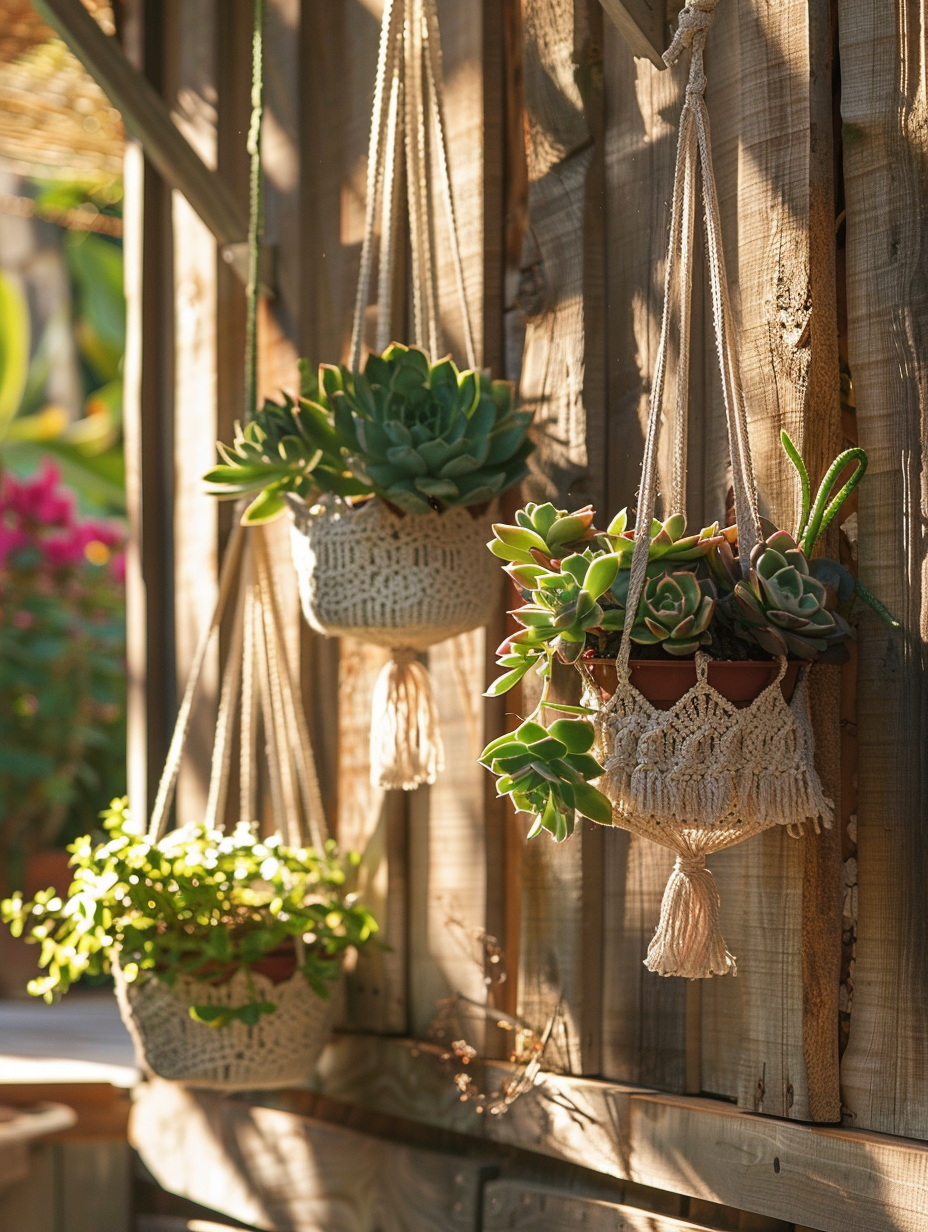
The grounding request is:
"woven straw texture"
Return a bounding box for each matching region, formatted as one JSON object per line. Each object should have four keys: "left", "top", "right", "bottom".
{"left": 0, "top": 3, "right": 123, "bottom": 184}
{"left": 114, "top": 960, "right": 337, "bottom": 1090}
{"left": 288, "top": 495, "right": 500, "bottom": 651}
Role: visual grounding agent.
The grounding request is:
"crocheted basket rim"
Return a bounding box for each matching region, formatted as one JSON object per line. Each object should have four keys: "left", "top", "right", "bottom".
{"left": 114, "top": 959, "right": 338, "bottom": 1090}
{"left": 287, "top": 493, "right": 500, "bottom": 651}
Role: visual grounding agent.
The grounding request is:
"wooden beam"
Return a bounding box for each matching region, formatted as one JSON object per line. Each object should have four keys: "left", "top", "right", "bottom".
{"left": 597, "top": 0, "right": 668, "bottom": 69}
{"left": 131, "top": 1080, "right": 492, "bottom": 1232}
{"left": 483, "top": 1181, "right": 752, "bottom": 1232}
{"left": 309, "top": 1033, "right": 928, "bottom": 1232}
{"left": 33, "top": 0, "right": 248, "bottom": 248}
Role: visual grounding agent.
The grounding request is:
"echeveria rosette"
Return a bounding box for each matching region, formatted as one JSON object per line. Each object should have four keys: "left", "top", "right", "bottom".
{"left": 604, "top": 509, "right": 731, "bottom": 567}
{"left": 204, "top": 391, "right": 370, "bottom": 524}
{"left": 731, "top": 531, "right": 838, "bottom": 661}
{"left": 486, "top": 549, "right": 622, "bottom": 695}
{"left": 316, "top": 344, "right": 532, "bottom": 515}
{"left": 488, "top": 501, "right": 598, "bottom": 567}
{"left": 612, "top": 568, "right": 716, "bottom": 656}
{"left": 206, "top": 343, "right": 533, "bottom": 523}
{"left": 479, "top": 718, "right": 612, "bottom": 843}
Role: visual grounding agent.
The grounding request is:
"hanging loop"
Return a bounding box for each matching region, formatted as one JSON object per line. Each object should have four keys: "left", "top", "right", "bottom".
{"left": 350, "top": 0, "right": 477, "bottom": 373}
{"left": 616, "top": 0, "right": 763, "bottom": 675}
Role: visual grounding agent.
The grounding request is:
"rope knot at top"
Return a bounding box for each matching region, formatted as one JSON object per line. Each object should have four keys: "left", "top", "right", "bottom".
{"left": 663, "top": 0, "right": 721, "bottom": 69}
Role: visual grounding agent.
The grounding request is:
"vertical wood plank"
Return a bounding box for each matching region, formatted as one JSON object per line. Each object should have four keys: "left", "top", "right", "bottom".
{"left": 513, "top": 0, "right": 607, "bottom": 1078}
{"left": 167, "top": 0, "right": 220, "bottom": 824}
{"left": 696, "top": 0, "right": 840, "bottom": 1120}
{"left": 409, "top": 631, "right": 492, "bottom": 1041}
{"left": 404, "top": 0, "right": 510, "bottom": 1053}
{"left": 837, "top": 0, "right": 928, "bottom": 1141}
{"left": 337, "top": 641, "right": 407, "bottom": 1035}
{"left": 123, "top": 2, "right": 176, "bottom": 827}
{"left": 600, "top": 15, "right": 696, "bottom": 1092}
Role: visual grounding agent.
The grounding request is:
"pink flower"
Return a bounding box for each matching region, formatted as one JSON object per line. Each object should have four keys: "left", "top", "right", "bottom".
{"left": 0, "top": 525, "right": 29, "bottom": 567}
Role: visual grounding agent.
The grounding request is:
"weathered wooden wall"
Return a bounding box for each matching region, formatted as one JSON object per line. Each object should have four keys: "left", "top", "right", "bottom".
{"left": 120, "top": 0, "right": 928, "bottom": 1224}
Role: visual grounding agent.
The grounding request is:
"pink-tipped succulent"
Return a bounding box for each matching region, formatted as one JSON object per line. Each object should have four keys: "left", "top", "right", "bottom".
{"left": 732, "top": 531, "right": 837, "bottom": 661}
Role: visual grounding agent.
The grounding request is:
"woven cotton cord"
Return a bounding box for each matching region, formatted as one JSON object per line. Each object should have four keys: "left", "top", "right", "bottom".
{"left": 616, "top": 0, "right": 763, "bottom": 683}
{"left": 349, "top": 0, "right": 477, "bottom": 372}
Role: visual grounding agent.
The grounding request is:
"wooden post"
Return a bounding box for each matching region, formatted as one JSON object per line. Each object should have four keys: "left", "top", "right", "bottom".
{"left": 837, "top": 0, "right": 928, "bottom": 1141}
{"left": 122, "top": 0, "right": 176, "bottom": 827}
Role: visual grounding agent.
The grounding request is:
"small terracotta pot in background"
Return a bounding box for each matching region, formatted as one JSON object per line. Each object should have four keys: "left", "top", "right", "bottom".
{"left": 587, "top": 658, "right": 800, "bottom": 711}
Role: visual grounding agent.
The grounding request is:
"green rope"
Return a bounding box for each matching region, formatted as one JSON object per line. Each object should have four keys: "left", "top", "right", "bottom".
{"left": 244, "top": 0, "right": 265, "bottom": 422}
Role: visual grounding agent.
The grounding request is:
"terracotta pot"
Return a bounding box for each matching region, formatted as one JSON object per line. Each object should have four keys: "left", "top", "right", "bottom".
{"left": 587, "top": 658, "right": 800, "bottom": 711}
{"left": 179, "top": 941, "right": 300, "bottom": 988}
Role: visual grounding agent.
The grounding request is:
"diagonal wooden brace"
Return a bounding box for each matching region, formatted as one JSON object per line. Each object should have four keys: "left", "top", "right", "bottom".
{"left": 597, "top": 0, "right": 680, "bottom": 69}
{"left": 33, "top": 0, "right": 249, "bottom": 259}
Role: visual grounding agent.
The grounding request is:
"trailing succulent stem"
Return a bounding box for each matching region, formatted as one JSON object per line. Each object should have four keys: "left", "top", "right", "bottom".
{"left": 480, "top": 657, "right": 612, "bottom": 843}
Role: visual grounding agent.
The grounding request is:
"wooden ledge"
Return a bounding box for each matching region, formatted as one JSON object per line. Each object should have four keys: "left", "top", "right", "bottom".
{"left": 299, "top": 1033, "right": 928, "bottom": 1232}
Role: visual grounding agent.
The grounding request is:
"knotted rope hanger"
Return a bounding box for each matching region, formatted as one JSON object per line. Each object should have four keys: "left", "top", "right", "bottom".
{"left": 350, "top": 0, "right": 477, "bottom": 372}
{"left": 146, "top": 0, "right": 328, "bottom": 851}
{"left": 617, "top": 0, "right": 764, "bottom": 682}
{"left": 585, "top": 0, "right": 833, "bottom": 981}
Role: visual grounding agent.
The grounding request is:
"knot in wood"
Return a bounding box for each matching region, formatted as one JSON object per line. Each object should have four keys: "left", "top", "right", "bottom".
{"left": 516, "top": 259, "right": 550, "bottom": 320}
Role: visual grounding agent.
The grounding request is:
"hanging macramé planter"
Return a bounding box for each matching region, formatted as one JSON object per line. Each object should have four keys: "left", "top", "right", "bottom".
{"left": 206, "top": 0, "right": 534, "bottom": 791}
{"left": 477, "top": 0, "right": 896, "bottom": 980}
{"left": 3, "top": 524, "right": 376, "bottom": 1089}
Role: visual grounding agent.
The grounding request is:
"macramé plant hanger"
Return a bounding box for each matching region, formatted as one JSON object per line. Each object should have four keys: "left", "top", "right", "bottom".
{"left": 584, "top": 0, "right": 832, "bottom": 980}
{"left": 114, "top": 521, "right": 341, "bottom": 1088}
{"left": 117, "top": 1, "right": 339, "bottom": 1086}
{"left": 285, "top": 0, "right": 501, "bottom": 792}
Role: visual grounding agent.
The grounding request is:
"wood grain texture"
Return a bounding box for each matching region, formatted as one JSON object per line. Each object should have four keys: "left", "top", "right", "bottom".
{"left": 600, "top": 19, "right": 696, "bottom": 1093}
{"left": 597, "top": 0, "right": 668, "bottom": 69}
{"left": 484, "top": 1180, "right": 740, "bottom": 1232}
{"left": 168, "top": 0, "right": 221, "bottom": 825}
{"left": 310, "top": 1033, "right": 928, "bottom": 1232}
{"left": 337, "top": 641, "right": 407, "bottom": 1034}
{"left": 837, "top": 0, "right": 928, "bottom": 1141}
{"left": 692, "top": 0, "right": 839, "bottom": 1121}
{"left": 517, "top": 661, "right": 603, "bottom": 1075}
{"left": 122, "top": 3, "right": 176, "bottom": 825}
{"left": 519, "top": 0, "right": 603, "bottom": 506}
{"left": 131, "top": 1079, "right": 490, "bottom": 1232}
{"left": 515, "top": 0, "right": 606, "bottom": 1077}
{"left": 410, "top": 632, "right": 492, "bottom": 1043}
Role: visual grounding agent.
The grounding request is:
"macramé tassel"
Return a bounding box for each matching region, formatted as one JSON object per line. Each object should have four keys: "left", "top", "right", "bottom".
{"left": 645, "top": 853, "right": 736, "bottom": 979}
{"left": 370, "top": 649, "right": 444, "bottom": 790}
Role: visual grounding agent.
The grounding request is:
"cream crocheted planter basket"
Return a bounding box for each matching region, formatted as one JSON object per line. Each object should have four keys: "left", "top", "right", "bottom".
{"left": 114, "top": 960, "right": 337, "bottom": 1090}
{"left": 287, "top": 494, "right": 500, "bottom": 790}
{"left": 589, "top": 654, "right": 832, "bottom": 979}
{"left": 287, "top": 494, "right": 499, "bottom": 649}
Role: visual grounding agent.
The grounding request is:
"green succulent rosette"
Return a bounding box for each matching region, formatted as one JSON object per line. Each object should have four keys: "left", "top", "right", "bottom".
{"left": 205, "top": 343, "right": 533, "bottom": 523}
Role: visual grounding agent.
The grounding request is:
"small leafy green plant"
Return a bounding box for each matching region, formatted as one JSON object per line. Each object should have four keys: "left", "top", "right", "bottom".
{"left": 205, "top": 343, "right": 533, "bottom": 524}
{"left": 1, "top": 799, "right": 376, "bottom": 1028}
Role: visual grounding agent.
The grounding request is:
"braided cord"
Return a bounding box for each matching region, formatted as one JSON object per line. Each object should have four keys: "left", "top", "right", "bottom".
{"left": 244, "top": 0, "right": 265, "bottom": 422}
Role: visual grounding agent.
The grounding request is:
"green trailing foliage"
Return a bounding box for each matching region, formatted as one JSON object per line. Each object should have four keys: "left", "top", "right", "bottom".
{"left": 206, "top": 343, "right": 534, "bottom": 524}
{"left": 478, "top": 437, "right": 898, "bottom": 841}
{"left": 479, "top": 717, "right": 612, "bottom": 843}
{"left": 1, "top": 799, "right": 377, "bottom": 1028}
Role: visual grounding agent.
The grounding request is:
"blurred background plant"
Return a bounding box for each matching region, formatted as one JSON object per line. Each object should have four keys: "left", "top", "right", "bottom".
{"left": 0, "top": 1, "right": 127, "bottom": 891}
